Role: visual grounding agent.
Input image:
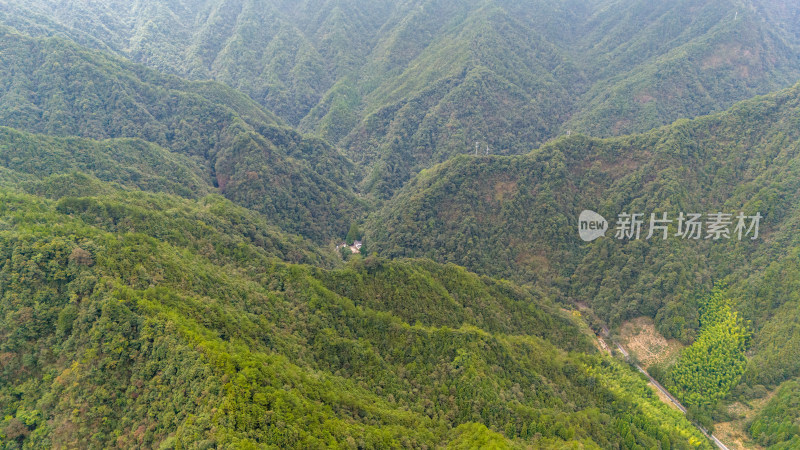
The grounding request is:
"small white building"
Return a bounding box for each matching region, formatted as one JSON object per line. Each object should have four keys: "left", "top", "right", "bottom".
{"left": 336, "top": 241, "right": 362, "bottom": 254}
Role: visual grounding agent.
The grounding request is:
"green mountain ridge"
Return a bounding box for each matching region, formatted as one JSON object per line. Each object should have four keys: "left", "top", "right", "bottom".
{"left": 0, "top": 2, "right": 798, "bottom": 447}
{"left": 365, "top": 79, "right": 800, "bottom": 445}
{"left": 0, "top": 126, "right": 211, "bottom": 198}
{"left": 0, "top": 27, "right": 364, "bottom": 242}
{"left": 367, "top": 79, "right": 800, "bottom": 332}
{"left": 0, "top": 182, "right": 710, "bottom": 448}
{"left": 5, "top": 0, "right": 800, "bottom": 198}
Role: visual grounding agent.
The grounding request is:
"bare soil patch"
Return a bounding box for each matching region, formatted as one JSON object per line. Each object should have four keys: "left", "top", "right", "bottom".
{"left": 618, "top": 317, "right": 683, "bottom": 369}
{"left": 714, "top": 386, "right": 780, "bottom": 450}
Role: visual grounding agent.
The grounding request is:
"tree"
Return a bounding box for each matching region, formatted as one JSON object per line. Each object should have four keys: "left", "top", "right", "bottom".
{"left": 346, "top": 223, "right": 361, "bottom": 246}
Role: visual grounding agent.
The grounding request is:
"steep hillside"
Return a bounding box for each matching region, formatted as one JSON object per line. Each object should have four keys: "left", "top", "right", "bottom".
{"left": 0, "top": 27, "right": 364, "bottom": 241}
{"left": 26, "top": 173, "right": 337, "bottom": 268}
{"left": 365, "top": 81, "right": 800, "bottom": 419}
{"left": 566, "top": 0, "right": 800, "bottom": 136}
{"left": 748, "top": 379, "right": 800, "bottom": 448}
{"left": 0, "top": 126, "right": 210, "bottom": 198}
{"left": 0, "top": 2, "right": 798, "bottom": 447}
{"left": 0, "top": 184, "right": 710, "bottom": 448}
{"left": 4, "top": 0, "right": 800, "bottom": 197}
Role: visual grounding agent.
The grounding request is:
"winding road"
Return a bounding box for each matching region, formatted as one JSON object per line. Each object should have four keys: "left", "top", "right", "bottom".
{"left": 606, "top": 333, "right": 731, "bottom": 449}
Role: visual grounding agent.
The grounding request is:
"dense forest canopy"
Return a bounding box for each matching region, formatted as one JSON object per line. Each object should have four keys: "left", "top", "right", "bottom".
{"left": 4, "top": 0, "right": 800, "bottom": 196}
{"left": 0, "top": 182, "right": 712, "bottom": 447}
{"left": 0, "top": 27, "right": 364, "bottom": 242}
{"left": 363, "top": 79, "right": 800, "bottom": 446}
{"left": 0, "top": 0, "right": 799, "bottom": 448}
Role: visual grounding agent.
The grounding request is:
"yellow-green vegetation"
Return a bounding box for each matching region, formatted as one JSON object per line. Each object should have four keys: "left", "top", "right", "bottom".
{"left": 364, "top": 78, "right": 800, "bottom": 445}
{"left": 0, "top": 184, "right": 710, "bottom": 448}
{"left": 366, "top": 80, "right": 800, "bottom": 392}
{"left": 0, "top": 2, "right": 800, "bottom": 447}
{"left": 667, "top": 289, "right": 750, "bottom": 409}
{"left": 584, "top": 357, "right": 711, "bottom": 449}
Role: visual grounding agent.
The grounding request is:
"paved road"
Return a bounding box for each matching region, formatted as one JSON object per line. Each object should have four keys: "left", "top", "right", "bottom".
{"left": 610, "top": 341, "right": 730, "bottom": 450}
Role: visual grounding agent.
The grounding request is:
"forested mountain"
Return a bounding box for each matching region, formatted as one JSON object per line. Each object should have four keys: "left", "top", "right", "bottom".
{"left": 365, "top": 79, "right": 800, "bottom": 443}
{"left": 749, "top": 379, "right": 800, "bottom": 448}
{"left": 4, "top": 0, "right": 800, "bottom": 196}
{"left": 0, "top": 1, "right": 799, "bottom": 448}
{"left": 0, "top": 179, "right": 712, "bottom": 448}
{"left": 0, "top": 26, "right": 363, "bottom": 242}
{"left": 0, "top": 127, "right": 212, "bottom": 198}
